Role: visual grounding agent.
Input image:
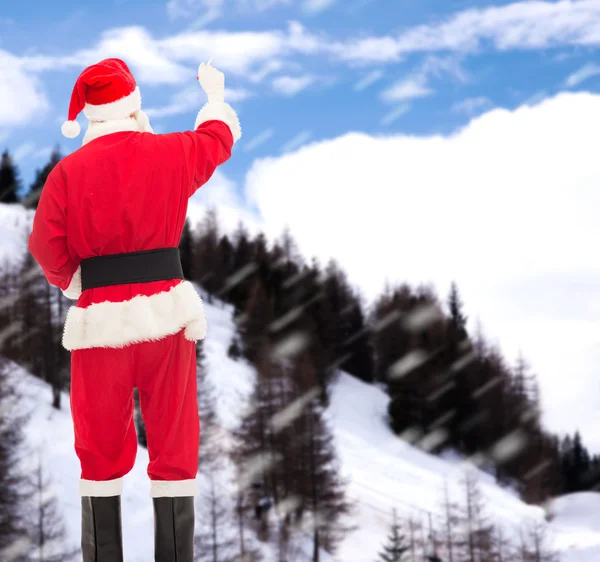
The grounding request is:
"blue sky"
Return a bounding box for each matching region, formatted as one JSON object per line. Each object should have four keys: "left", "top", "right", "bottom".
{"left": 5, "top": 1, "right": 600, "bottom": 449}
{"left": 2, "top": 0, "right": 600, "bottom": 190}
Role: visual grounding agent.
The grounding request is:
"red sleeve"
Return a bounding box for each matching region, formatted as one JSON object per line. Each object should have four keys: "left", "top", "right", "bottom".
{"left": 169, "top": 120, "right": 234, "bottom": 198}
{"left": 28, "top": 166, "right": 78, "bottom": 291}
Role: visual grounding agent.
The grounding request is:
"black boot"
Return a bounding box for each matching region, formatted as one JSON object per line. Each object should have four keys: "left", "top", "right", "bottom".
{"left": 81, "top": 496, "right": 124, "bottom": 562}
{"left": 153, "top": 496, "right": 195, "bottom": 562}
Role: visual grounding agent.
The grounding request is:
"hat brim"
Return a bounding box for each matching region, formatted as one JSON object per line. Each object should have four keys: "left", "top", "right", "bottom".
{"left": 83, "top": 86, "right": 141, "bottom": 122}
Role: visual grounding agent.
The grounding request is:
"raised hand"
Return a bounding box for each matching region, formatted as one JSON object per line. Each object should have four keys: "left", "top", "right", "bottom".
{"left": 197, "top": 59, "right": 225, "bottom": 103}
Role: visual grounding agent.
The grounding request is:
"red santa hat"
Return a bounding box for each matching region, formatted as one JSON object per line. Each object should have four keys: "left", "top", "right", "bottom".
{"left": 61, "top": 58, "right": 142, "bottom": 138}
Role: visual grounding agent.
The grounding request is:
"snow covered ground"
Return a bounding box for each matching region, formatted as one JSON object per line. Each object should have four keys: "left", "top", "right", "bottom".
{"left": 1, "top": 201, "right": 600, "bottom": 561}
{"left": 0, "top": 203, "right": 33, "bottom": 268}
{"left": 6, "top": 296, "right": 600, "bottom": 561}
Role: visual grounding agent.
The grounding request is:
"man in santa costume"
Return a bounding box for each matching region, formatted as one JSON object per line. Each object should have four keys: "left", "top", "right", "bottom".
{"left": 28, "top": 57, "right": 241, "bottom": 561}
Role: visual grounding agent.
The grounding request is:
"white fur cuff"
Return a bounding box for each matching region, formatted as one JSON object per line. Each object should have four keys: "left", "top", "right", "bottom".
{"left": 194, "top": 102, "right": 241, "bottom": 142}
{"left": 151, "top": 479, "right": 198, "bottom": 497}
{"left": 79, "top": 477, "right": 123, "bottom": 497}
{"left": 62, "top": 266, "right": 82, "bottom": 300}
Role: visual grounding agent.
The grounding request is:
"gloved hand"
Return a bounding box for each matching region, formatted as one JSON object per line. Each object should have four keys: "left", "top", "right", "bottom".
{"left": 197, "top": 60, "right": 225, "bottom": 103}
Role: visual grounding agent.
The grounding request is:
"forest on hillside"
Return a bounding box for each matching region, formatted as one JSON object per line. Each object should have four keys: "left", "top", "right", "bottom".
{"left": 0, "top": 146, "right": 595, "bottom": 561}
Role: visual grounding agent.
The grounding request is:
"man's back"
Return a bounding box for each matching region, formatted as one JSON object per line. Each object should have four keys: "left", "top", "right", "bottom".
{"left": 30, "top": 118, "right": 235, "bottom": 350}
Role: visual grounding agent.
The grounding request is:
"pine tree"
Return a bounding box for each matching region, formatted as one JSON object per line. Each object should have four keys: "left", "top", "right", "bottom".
{"left": 195, "top": 474, "right": 236, "bottom": 562}
{"left": 239, "top": 279, "right": 275, "bottom": 365}
{"left": 518, "top": 521, "right": 559, "bottom": 562}
{"left": 289, "top": 352, "right": 351, "bottom": 561}
{"left": 0, "top": 150, "right": 21, "bottom": 204}
{"left": 215, "top": 235, "right": 235, "bottom": 299}
{"left": 197, "top": 340, "right": 221, "bottom": 473}
{"left": 440, "top": 282, "right": 477, "bottom": 452}
{"left": 571, "top": 431, "right": 590, "bottom": 491}
{"left": 23, "top": 146, "right": 61, "bottom": 209}
{"left": 447, "top": 282, "right": 467, "bottom": 343}
{"left": 440, "top": 480, "right": 460, "bottom": 562}
{"left": 194, "top": 208, "right": 222, "bottom": 301}
{"left": 492, "top": 525, "right": 513, "bottom": 562}
{"left": 41, "top": 279, "right": 60, "bottom": 409}
{"left": 405, "top": 515, "right": 423, "bottom": 562}
{"left": 377, "top": 509, "right": 409, "bottom": 562}
{"left": 234, "top": 340, "right": 285, "bottom": 533}
{"left": 456, "top": 469, "right": 495, "bottom": 562}
{"left": 179, "top": 219, "right": 195, "bottom": 280}
{"left": 229, "top": 222, "right": 255, "bottom": 312}
{"left": 340, "top": 296, "right": 375, "bottom": 384}
{"left": 28, "top": 448, "right": 78, "bottom": 561}
{"left": 0, "top": 358, "right": 32, "bottom": 561}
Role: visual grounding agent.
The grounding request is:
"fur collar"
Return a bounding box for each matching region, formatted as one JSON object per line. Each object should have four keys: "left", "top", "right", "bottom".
{"left": 82, "top": 117, "right": 139, "bottom": 145}
{"left": 82, "top": 111, "right": 154, "bottom": 145}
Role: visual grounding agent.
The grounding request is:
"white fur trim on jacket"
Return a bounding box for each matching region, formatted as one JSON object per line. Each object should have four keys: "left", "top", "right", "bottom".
{"left": 83, "top": 86, "right": 142, "bottom": 122}
{"left": 79, "top": 477, "right": 123, "bottom": 497}
{"left": 194, "top": 102, "right": 241, "bottom": 142}
{"left": 151, "top": 479, "right": 197, "bottom": 497}
{"left": 62, "top": 280, "right": 207, "bottom": 351}
{"left": 62, "top": 266, "right": 82, "bottom": 300}
{"left": 133, "top": 109, "right": 154, "bottom": 133}
{"left": 82, "top": 116, "right": 140, "bottom": 145}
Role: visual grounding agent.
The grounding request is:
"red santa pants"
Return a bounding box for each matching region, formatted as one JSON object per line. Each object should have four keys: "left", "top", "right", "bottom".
{"left": 70, "top": 329, "right": 200, "bottom": 498}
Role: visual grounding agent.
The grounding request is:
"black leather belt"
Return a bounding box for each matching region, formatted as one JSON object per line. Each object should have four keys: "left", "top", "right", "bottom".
{"left": 80, "top": 248, "right": 184, "bottom": 291}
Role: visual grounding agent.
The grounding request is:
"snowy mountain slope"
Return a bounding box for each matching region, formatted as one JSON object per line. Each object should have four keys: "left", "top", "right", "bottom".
{"left": 2, "top": 201, "right": 600, "bottom": 561}
{"left": 327, "top": 372, "right": 600, "bottom": 561}
{"left": 8, "top": 300, "right": 600, "bottom": 562}
{"left": 548, "top": 493, "right": 600, "bottom": 561}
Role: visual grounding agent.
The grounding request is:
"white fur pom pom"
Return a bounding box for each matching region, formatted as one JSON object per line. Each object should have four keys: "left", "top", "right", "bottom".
{"left": 61, "top": 120, "right": 81, "bottom": 138}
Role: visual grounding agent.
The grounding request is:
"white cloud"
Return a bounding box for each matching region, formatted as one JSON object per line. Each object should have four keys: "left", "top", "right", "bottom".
{"left": 248, "top": 59, "right": 286, "bottom": 83}
{"left": 243, "top": 128, "right": 275, "bottom": 152}
{"left": 452, "top": 96, "right": 493, "bottom": 115}
{"left": 32, "top": 146, "right": 54, "bottom": 161}
{"left": 243, "top": 91, "right": 600, "bottom": 450}
{"left": 380, "top": 104, "right": 411, "bottom": 125}
{"left": 280, "top": 130, "right": 312, "bottom": 153}
{"left": 145, "top": 86, "right": 202, "bottom": 118}
{"left": 249, "top": 0, "right": 294, "bottom": 10}
{"left": 167, "top": 0, "right": 223, "bottom": 23}
{"left": 9, "top": 0, "right": 600, "bottom": 130}
{"left": 523, "top": 90, "right": 549, "bottom": 106}
{"left": 393, "top": 0, "right": 600, "bottom": 53}
{"left": 565, "top": 62, "right": 600, "bottom": 87}
{"left": 225, "top": 88, "right": 255, "bottom": 102}
{"left": 158, "top": 28, "right": 289, "bottom": 76}
{"left": 354, "top": 70, "right": 385, "bottom": 91}
{"left": 0, "top": 50, "right": 49, "bottom": 128}
{"left": 187, "top": 169, "right": 262, "bottom": 235}
{"left": 381, "top": 55, "right": 467, "bottom": 103}
{"left": 146, "top": 85, "right": 252, "bottom": 119}
{"left": 272, "top": 74, "right": 315, "bottom": 95}
{"left": 18, "top": 24, "right": 294, "bottom": 85}
{"left": 12, "top": 143, "right": 36, "bottom": 162}
{"left": 20, "top": 27, "right": 189, "bottom": 85}
{"left": 380, "top": 78, "right": 432, "bottom": 102}
{"left": 167, "top": 0, "right": 293, "bottom": 25}
{"left": 332, "top": 0, "right": 600, "bottom": 63}
{"left": 332, "top": 36, "right": 404, "bottom": 64}
{"left": 303, "top": 0, "right": 337, "bottom": 13}
{"left": 13, "top": 0, "right": 600, "bottom": 96}
{"left": 12, "top": 143, "right": 54, "bottom": 163}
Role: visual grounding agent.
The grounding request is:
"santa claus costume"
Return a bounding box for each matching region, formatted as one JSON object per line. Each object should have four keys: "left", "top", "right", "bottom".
{"left": 28, "top": 57, "right": 241, "bottom": 562}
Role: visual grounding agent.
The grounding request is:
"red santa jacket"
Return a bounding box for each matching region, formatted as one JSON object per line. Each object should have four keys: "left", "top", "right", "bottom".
{"left": 29, "top": 103, "right": 240, "bottom": 351}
